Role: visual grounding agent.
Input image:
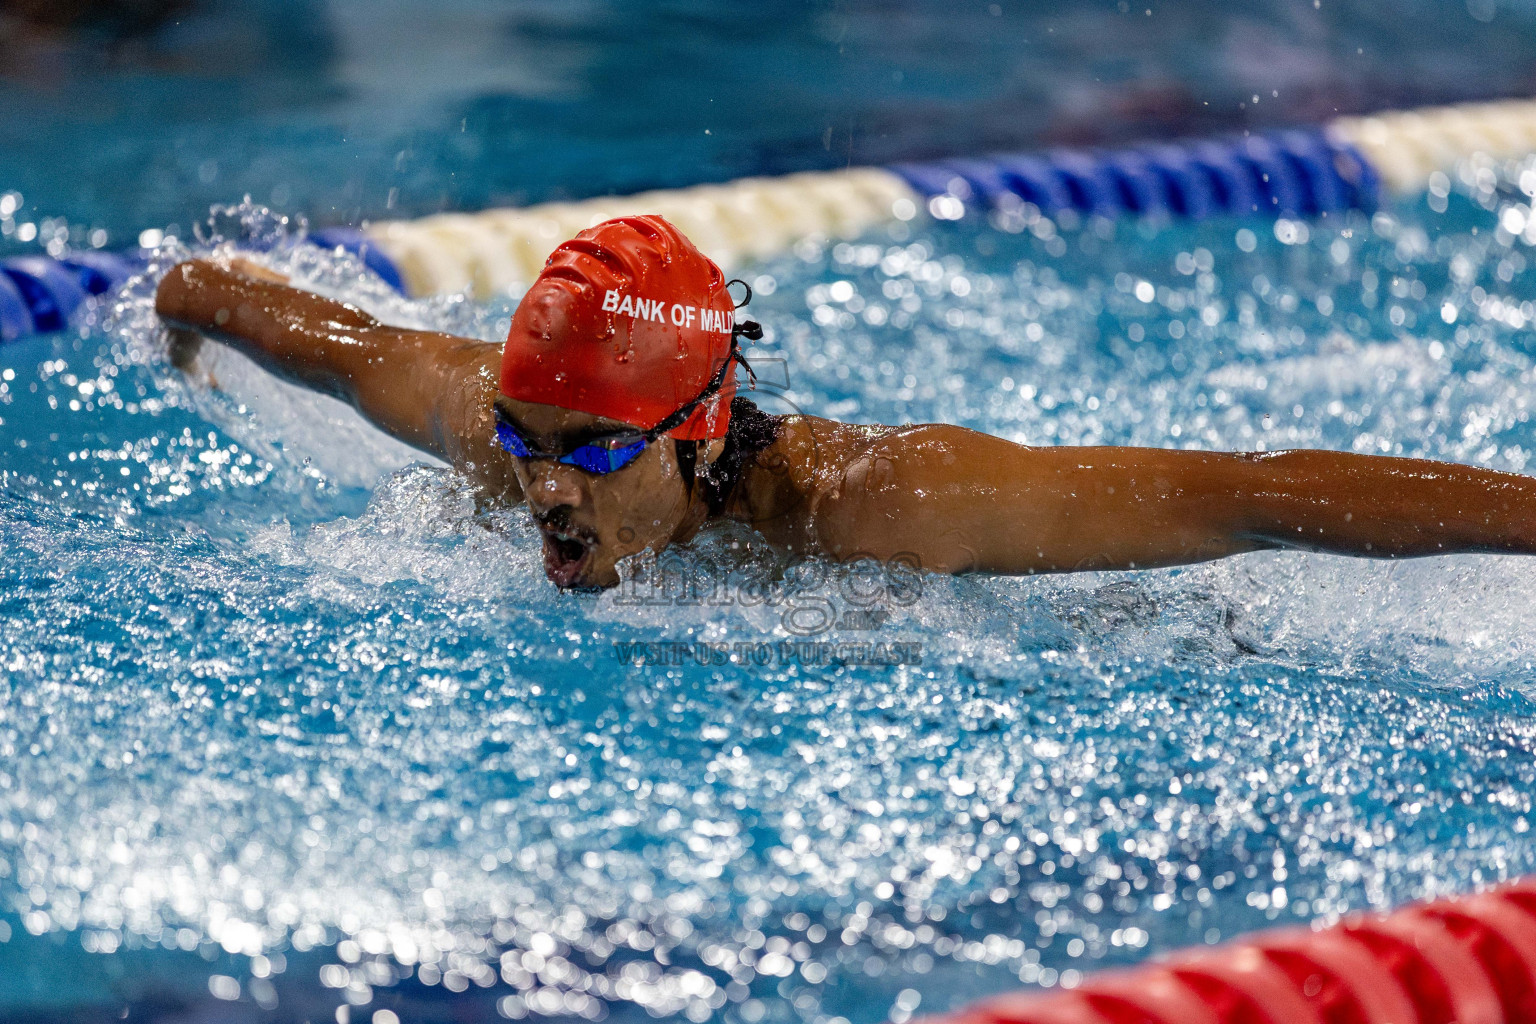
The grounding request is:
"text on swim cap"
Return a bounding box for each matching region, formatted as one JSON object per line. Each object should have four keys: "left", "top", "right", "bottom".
{"left": 602, "top": 290, "right": 733, "bottom": 334}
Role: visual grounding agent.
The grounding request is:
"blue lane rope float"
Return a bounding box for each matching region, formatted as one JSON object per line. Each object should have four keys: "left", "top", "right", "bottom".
{"left": 1, "top": 97, "right": 1533, "bottom": 342}
{"left": 0, "top": 249, "right": 141, "bottom": 342}
{"left": 58, "top": 251, "right": 142, "bottom": 297}
{"left": 0, "top": 271, "right": 32, "bottom": 344}
{"left": 309, "top": 226, "right": 406, "bottom": 293}
{"left": 1, "top": 256, "right": 89, "bottom": 334}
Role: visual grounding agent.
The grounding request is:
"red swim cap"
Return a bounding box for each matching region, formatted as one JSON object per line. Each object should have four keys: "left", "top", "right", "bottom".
{"left": 499, "top": 215, "right": 739, "bottom": 440}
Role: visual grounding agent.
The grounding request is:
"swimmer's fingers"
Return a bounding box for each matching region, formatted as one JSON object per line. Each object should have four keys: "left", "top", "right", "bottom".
{"left": 166, "top": 326, "right": 204, "bottom": 370}
{"left": 166, "top": 326, "right": 220, "bottom": 388}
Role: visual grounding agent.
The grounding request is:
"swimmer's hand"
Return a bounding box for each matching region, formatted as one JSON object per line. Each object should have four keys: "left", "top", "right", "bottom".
{"left": 166, "top": 326, "right": 206, "bottom": 372}
{"left": 162, "top": 256, "right": 286, "bottom": 382}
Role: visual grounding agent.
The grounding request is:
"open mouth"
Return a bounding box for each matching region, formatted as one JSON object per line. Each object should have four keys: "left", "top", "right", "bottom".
{"left": 539, "top": 525, "right": 596, "bottom": 588}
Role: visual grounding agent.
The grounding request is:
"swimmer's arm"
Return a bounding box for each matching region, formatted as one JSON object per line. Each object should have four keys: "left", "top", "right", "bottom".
{"left": 804, "top": 424, "right": 1536, "bottom": 573}
{"left": 154, "top": 258, "right": 497, "bottom": 463}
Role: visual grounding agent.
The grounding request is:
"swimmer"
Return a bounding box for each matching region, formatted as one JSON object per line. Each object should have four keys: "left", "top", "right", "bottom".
{"left": 156, "top": 215, "right": 1536, "bottom": 589}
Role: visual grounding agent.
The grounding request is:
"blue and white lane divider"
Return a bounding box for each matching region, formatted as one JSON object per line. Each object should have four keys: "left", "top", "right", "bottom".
{"left": 888, "top": 129, "right": 1376, "bottom": 222}
{"left": 3, "top": 96, "right": 1536, "bottom": 341}
{"left": 0, "top": 251, "right": 141, "bottom": 344}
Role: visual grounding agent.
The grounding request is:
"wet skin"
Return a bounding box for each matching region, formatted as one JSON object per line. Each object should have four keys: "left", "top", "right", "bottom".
{"left": 157, "top": 257, "right": 1536, "bottom": 588}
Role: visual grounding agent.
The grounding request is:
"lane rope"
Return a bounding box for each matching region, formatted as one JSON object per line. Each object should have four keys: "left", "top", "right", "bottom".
{"left": 919, "top": 877, "right": 1536, "bottom": 1024}
{"left": 7, "top": 96, "right": 1536, "bottom": 334}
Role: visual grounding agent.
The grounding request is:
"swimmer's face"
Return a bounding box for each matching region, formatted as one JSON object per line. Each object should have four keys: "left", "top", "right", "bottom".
{"left": 495, "top": 397, "right": 708, "bottom": 590}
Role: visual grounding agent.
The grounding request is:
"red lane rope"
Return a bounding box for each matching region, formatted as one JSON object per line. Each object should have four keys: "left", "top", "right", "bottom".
{"left": 918, "top": 878, "right": 1536, "bottom": 1024}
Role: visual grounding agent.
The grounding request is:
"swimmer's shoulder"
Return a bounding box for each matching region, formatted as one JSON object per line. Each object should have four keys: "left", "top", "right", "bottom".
{"left": 731, "top": 416, "right": 1060, "bottom": 550}
{"left": 745, "top": 416, "right": 1000, "bottom": 488}
{"left": 729, "top": 414, "right": 909, "bottom": 545}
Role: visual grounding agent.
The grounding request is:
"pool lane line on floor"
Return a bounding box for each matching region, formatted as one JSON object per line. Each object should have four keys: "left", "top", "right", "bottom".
{"left": 3, "top": 95, "right": 1536, "bottom": 336}
{"left": 917, "top": 876, "right": 1536, "bottom": 1024}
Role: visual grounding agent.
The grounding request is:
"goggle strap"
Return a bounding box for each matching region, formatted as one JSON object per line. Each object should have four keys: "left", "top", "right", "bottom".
{"left": 734, "top": 349, "right": 758, "bottom": 390}
{"left": 645, "top": 329, "right": 750, "bottom": 438}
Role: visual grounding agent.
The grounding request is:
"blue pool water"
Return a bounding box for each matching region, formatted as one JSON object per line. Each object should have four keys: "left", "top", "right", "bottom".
{"left": 7, "top": 0, "right": 1536, "bottom": 250}
{"left": 4, "top": 172, "right": 1536, "bottom": 1022}
{"left": 6, "top": 2, "right": 1536, "bottom": 1022}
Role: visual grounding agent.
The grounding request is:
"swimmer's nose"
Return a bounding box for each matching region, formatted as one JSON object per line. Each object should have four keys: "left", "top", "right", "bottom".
{"left": 524, "top": 462, "right": 586, "bottom": 510}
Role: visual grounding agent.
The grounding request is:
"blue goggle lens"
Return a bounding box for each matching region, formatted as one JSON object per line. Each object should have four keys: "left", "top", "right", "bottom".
{"left": 496, "top": 421, "right": 648, "bottom": 475}
{"left": 495, "top": 421, "right": 533, "bottom": 457}
{"left": 562, "top": 438, "right": 647, "bottom": 474}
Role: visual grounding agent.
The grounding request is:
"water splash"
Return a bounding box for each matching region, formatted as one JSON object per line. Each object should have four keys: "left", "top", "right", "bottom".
{"left": 2, "top": 182, "right": 1536, "bottom": 1023}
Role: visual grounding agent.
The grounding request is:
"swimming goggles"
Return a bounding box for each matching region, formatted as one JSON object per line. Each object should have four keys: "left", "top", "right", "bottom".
{"left": 494, "top": 290, "right": 761, "bottom": 477}
{"left": 494, "top": 416, "right": 650, "bottom": 474}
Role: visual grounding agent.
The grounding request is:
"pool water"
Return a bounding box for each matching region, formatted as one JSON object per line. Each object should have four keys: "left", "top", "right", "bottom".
{"left": 3, "top": 162, "right": 1536, "bottom": 1023}
{"left": 7, "top": 0, "right": 1536, "bottom": 253}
